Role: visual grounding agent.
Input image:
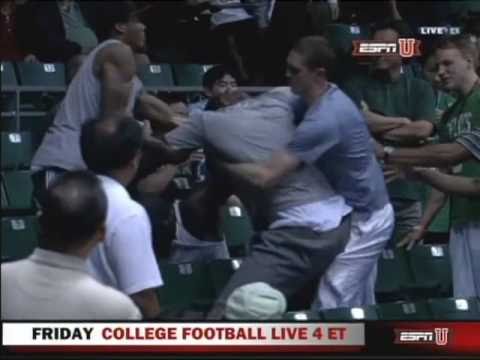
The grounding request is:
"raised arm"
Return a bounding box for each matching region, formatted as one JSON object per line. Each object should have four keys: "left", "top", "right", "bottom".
{"left": 136, "top": 94, "right": 184, "bottom": 132}
{"left": 97, "top": 43, "right": 137, "bottom": 118}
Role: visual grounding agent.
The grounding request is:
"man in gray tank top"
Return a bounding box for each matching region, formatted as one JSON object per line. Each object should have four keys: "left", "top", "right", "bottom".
{"left": 31, "top": 1, "right": 179, "bottom": 204}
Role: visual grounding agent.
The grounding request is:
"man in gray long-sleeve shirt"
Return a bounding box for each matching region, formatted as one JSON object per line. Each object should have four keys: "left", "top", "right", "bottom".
{"left": 165, "top": 88, "right": 352, "bottom": 318}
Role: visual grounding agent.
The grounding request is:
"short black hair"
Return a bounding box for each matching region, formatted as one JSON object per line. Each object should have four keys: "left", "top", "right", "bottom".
{"left": 39, "top": 171, "right": 107, "bottom": 251}
{"left": 81, "top": 116, "right": 143, "bottom": 175}
{"left": 95, "top": 1, "right": 137, "bottom": 40}
{"left": 202, "top": 65, "right": 237, "bottom": 89}
{"left": 292, "top": 36, "right": 336, "bottom": 76}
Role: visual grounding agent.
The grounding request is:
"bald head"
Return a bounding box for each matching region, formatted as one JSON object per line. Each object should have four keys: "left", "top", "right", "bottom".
{"left": 81, "top": 116, "right": 143, "bottom": 175}
{"left": 40, "top": 171, "right": 107, "bottom": 251}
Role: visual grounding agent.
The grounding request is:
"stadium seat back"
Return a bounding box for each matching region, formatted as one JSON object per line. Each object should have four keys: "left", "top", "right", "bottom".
{"left": 376, "top": 301, "right": 431, "bottom": 320}
{"left": 156, "top": 262, "right": 216, "bottom": 314}
{"left": 1, "top": 62, "right": 18, "bottom": 86}
{"left": 219, "top": 205, "right": 254, "bottom": 257}
{"left": 1, "top": 216, "right": 38, "bottom": 262}
{"left": 321, "top": 305, "right": 379, "bottom": 321}
{"left": 0, "top": 115, "right": 17, "bottom": 132}
{"left": 1, "top": 171, "right": 35, "bottom": 213}
{"left": 324, "top": 24, "right": 370, "bottom": 56}
{"left": 208, "top": 258, "right": 243, "bottom": 296}
{"left": 375, "top": 248, "right": 413, "bottom": 302}
{"left": 428, "top": 297, "right": 480, "bottom": 320}
{"left": 137, "top": 64, "right": 175, "bottom": 87}
{"left": 16, "top": 62, "right": 65, "bottom": 87}
{"left": 172, "top": 64, "right": 213, "bottom": 86}
{"left": 19, "top": 114, "right": 56, "bottom": 151}
{"left": 1, "top": 62, "right": 18, "bottom": 113}
{"left": 407, "top": 245, "right": 453, "bottom": 298}
{"left": 16, "top": 62, "right": 65, "bottom": 112}
{"left": 1, "top": 132, "right": 33, "bottom": 170}
{"left": 283, "top": 310, "right": 320, "bottom": 321}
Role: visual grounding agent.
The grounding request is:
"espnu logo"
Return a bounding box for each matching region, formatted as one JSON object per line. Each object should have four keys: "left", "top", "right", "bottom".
{"left": 394, "top": 328, "right": 450, "bottom": 346}
{"left": 352, "top": 39, "right": 422, "bottom": 58}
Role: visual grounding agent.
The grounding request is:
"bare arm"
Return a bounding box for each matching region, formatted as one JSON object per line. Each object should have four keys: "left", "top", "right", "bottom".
{"left": 221, "top": 150, "right": 301, "bottom": 190}
{"left": 397, "top": 188, "right": 448, "bottom": 249}
{"left": 414, "top": 168, "right": 480, "bottom": 196}
{"left": 137, "top": 165, "right": 178, "bottom": 197}
{"left": 143, "top": 136, "right": 193, "bottom": 164}
{"left": 130, "top": 289, "right": 161, "bottom": 319}
{"left": 382, "top": 143, "right": 474, "bottom": 167}
{"left": 381, "top": 120, "right": 434, "bottom": 142}
{"left": 363, "top": 109, "right": 411, "bottom": 134}
{"left": 136, "top": 94, "right": 183, "bottom": 132}
{"left": 98, "top": 43, "right": 137, "bottom": 119}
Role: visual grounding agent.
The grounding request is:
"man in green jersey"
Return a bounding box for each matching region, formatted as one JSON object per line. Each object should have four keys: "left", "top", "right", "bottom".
{"left": 377, "top": 35, "right": 480, "bottom": 298}
{"left": 342, "top": 20, "right": 436, "bottom": 246}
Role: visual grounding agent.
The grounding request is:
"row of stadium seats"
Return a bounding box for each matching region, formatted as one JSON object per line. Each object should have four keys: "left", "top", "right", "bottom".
{"left": 2, "top": 61, "right": 214, "bottom": 94}
{"left": 1, "top": 210, "right": 452, "bottom": 305}
{"left": 285, "top": 297, "right": 480, "bottom": 321}
{"left": 1, "top": 204, "right": 253, "bottom": 262}
{"left": 0, "top": 212, "right": 468, "bottom": 320}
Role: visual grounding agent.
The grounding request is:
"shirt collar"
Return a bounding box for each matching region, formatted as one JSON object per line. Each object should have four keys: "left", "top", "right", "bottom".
{"left": 30, "top": 248, "right": 88, "bottom": 273}
{"left": 98, "top": 175, "right": 131, "bottom": 199}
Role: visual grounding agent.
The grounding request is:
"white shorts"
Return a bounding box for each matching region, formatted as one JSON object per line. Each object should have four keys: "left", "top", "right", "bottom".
{"left": 450, "top": 222, "right": 480, "bottom": 298}
{"left": 314, "top": 203, "right": 394, "bottom": 310}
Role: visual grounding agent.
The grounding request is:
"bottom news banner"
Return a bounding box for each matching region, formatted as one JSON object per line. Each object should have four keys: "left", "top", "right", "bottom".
{"left": 2, "top": 322, "right": 480, "bottom": 357}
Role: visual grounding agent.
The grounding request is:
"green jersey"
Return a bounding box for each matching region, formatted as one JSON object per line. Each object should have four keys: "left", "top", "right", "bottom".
{"left": 438, "top": 87, "right": 480, "bottom": 227}
{"left": 342, "top": 72, "right": 436, "bottom": 201}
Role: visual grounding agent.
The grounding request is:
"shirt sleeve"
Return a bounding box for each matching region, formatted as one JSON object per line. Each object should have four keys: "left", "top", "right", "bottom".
{"left": 412, "top": 79, "right": 436, "bottom": 122}
{"left": 165, "top": 113, "right": 205, "bottom": 150}
{"left": 455, "top": 106, "right": 480, "bottom": 161}
{"left": 288, "top": 114, "right": 341, "bottom": 164}
{"left": 340, "top": 78, "right": 364, "bottom": 108}
{"left": 107, "top": 208, "right": 163, "bottom": 295}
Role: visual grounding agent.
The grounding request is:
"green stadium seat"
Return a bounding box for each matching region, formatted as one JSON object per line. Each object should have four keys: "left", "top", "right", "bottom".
{"left": 1, "top": 171, "right": 35, "bottom": 213}
{"left": 320, "top": 305, "right": 379, "bottom": 321}
{"left": 1, "top": 216, "right": 38, "bottom": 262}
{"left": 324, "top": 24, "right": 370, "bottom": 57}
{"left": 15, "top": 62, "right": 65, "bottom": 112}
{"left": 156, "top": 262, "right": 216, "bottom": 315}
{"left": 137, "top": 64, "right": 175, "bottom": 88}
{"left": 407, "top": 245, "right": 453, "bottom": 299}
{"left": 1, "top": 62, "right": 18, "bottom": 113}
{"left": 376, "top": 301, "right": 430, "bottom": 320}
{"left": 1, "top": 132, "right": 33, "bottom": 170}
{"left": 0, "top": 115, "right": 17, "bottom": 132}
{"left": 375, "top": 248, "right": 413, "bottom": 302}
{"left": 19, "top": 113, "right": 56, "bottom": 151}
{"left": 284, "top": 310, "right": 320, "bottom": 321}
{"left": 219, "top": 205, "right": 254, "bottom": 257}
{"left": 428, "top": 297, "right": 480, "bottom": 320}
{"left": 172, "top": 64, "right": 213, "bottom": 86}
{"left": 208, "top": 258, "right": 243, "bottom": 296}
{"left": 1, "top": 62, "right": 17, "bottom": 86}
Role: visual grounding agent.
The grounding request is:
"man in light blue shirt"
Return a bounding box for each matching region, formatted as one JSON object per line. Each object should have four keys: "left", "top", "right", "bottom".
{"left": 223, "top": 36, "right": 394, "bottom": 309}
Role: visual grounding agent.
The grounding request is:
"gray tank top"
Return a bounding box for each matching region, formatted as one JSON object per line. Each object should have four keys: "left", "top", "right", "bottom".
{"left": 31, "top": 39, "right": 143, "bottom": 171}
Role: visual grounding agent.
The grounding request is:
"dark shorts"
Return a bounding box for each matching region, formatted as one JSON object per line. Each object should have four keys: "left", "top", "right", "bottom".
{"left": 207, "top": 214, "right": 351, "bottom": 319}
